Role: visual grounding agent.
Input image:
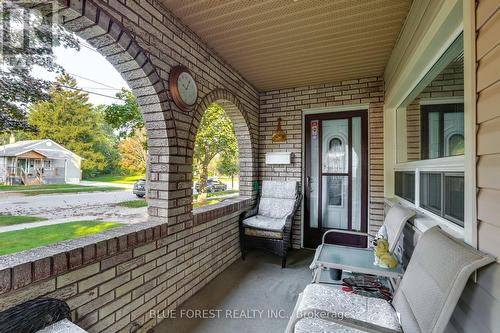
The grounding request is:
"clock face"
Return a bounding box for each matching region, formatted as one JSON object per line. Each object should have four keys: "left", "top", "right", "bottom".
{"left": 177, "top": 71, "right": 197, "bottom": 106}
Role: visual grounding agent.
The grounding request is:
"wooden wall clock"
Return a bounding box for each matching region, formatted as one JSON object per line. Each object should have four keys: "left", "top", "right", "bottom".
{"left": 168, "top": 65, "right": 198, "bottom": 112}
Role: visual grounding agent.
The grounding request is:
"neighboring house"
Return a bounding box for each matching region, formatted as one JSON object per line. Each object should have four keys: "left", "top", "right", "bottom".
{"left": 0, "top": 139, "right": 82, "bottom": 185}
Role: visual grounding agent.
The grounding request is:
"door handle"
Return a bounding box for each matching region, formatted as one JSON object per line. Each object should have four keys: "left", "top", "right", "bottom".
{"left": 306, "top": 176, "right": 312, "bottom": 193}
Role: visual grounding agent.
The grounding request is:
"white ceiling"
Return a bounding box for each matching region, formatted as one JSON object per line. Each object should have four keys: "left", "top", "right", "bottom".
{"left": 161, "top": 0, "right": 412, "bottom": 91}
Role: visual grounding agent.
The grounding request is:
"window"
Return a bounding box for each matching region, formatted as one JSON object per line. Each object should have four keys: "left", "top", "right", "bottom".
{"left": 396, "top": 34, "right": 464, "bottom": 163}
{"left": 395, "top": 171, "right": 415, "bottom": 203}
{"left": 420, "top": 172, "right": 464, "bottom": 226}
{"left": 394, "top": 33, "right": 466, "bottom": 232}
{"left": 421, "top": 104, "right": 464, "bottom": 159}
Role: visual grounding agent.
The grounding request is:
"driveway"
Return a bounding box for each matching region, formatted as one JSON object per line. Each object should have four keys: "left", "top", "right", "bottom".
{"left": 0, "top": 189, "right": 148, "bottom": 224}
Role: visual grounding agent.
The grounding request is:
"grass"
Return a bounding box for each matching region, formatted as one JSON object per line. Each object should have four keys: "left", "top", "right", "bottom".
{"left": 193, "top": 199, "right": 220, "bottom": 209}
{"left": 117, "top": 199, "right": 148, "bottom": 208}
{"left": 85, "top": 174, "right": 145, "bottom": 184}
{"left": 0, "top": 220, "right": 123, "bottom": 256}
{"left": 193, "top": 189, "right": 239, "bottom": 200}
{"left": 0, "top": 184, "right": 81, "bottom": 191}
{"left": 0, "top": 215, "right": 48, "bottom": 227}
{"left": 0, "top": 184, "right": 125, "bottom": 196}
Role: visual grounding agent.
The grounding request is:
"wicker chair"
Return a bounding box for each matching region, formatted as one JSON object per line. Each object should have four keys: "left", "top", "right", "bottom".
{"left": 0, "top": 298, "right": 77, "bottom": 333}
{"left": 240, "top": 180, "right": 302, "bottom": 268}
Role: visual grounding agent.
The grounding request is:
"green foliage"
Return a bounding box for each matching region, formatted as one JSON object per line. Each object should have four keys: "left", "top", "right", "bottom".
{"left": 0, "top": 3, "right": 79, "bottom": 132}
{"left": 27, "top": 74, "right": 115, "bottom": 177}
{"left": 193, "top": 103, "right": 239, "bottom": 198}
{"left": 103, "top": 89, "right": 143, "bottom": 139}
{"left": 118, "top": 127, "right": 147, "bottom": 174}
{"left": 217, "top": 153, "right": 240, "bottom": 178}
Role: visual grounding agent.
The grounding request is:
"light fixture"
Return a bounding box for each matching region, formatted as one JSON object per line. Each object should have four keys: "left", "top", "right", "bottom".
{"left": 272, "top": 117, "right": 287, "bottom": 143}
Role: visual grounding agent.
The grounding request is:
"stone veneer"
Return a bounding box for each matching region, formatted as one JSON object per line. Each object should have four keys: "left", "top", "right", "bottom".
{"left": 258, "top": 77, "right": 385, "bottom": 248}
{"left": 0, "top": 198, "right": 251, "bottom": 333}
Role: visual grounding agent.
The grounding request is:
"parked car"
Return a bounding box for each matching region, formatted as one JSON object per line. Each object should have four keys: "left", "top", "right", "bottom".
{"left": 194, "top": 178, "right": 227, "bottom": 193}
{"left": 133, "top": 178, "right": 146, "bottom": 198}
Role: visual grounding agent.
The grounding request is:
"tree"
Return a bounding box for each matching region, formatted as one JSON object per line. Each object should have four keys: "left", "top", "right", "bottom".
{"left": 103, "top": 89, "right": 143, "bottom": 139}
{"left": 118, "top": 127, "right": 147, "bottom": 174}
{"left": 217, "top": 153, "right": 239, "bottom": 189}
{"left": 193, "top": 103, "right": 238, "bottom": 202}
{"left": 27, "top": 74, "right": 113, "bottom": 177}
{"left": 0, "top": 3, "right": 79, "bottom": 132}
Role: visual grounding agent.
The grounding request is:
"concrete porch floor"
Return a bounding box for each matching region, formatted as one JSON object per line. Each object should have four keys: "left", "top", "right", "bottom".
{"left": 153, "top": 250, "right": 314, "bottom": 333}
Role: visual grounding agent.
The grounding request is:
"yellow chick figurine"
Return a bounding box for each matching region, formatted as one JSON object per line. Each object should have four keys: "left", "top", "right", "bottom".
{"left": 374, "top": 239, "right": 398, "bottom": 268}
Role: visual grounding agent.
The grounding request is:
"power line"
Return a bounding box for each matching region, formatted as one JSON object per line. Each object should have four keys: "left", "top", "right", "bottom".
{"left": 65, "top": 72, "right": 123, "bottom": 90}
{"left": 54, "top": 83, "right": 123, "bottom": 101}
{"left": 78, "top": 86, "right": 122, "bottom": 91}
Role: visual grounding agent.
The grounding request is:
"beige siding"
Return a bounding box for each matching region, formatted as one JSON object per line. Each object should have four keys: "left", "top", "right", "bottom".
{"left": 477, "top": 1, "right": 500, "bottom": 263}
{"left": 450, "top": 2, "right": 500, "bottom": 333}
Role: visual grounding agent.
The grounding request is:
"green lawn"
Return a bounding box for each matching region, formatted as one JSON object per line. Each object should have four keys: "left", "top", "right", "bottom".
{"left": 193, "top": 199, "right": 220, "bottom": 209}
{"left": 0, "top": 220, "right": 123, "bottom": 256}
{"left": 193, "top": 189, "right": 239, "bottom": 200}
{"left": 117, "top": 199, "right": 148, "bottom": 208}
{"left": 0, "top": 184, "right": 80, "bottom": 191}
{"left": 85, "top": 174, "right": 145, "bottom": 184}
{"left": 0, "top": 184, "right": 124, "bottom": 196}
{"left": 0, "top": 215, "right": 48, "bottom": 227}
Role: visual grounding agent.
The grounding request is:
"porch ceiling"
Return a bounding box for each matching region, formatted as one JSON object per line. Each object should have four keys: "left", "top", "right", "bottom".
{"left": 161, "top": 0, "right": 412, "bottom": 91}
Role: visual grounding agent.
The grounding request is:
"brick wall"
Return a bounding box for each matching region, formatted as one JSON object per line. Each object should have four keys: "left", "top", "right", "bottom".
{"left": 0, "top": 199, "right": 250, "bottom": 333}
{"left": 0, "top": 0, "right": 258, "bottom": 332}
{"left": 258, "top": 77, "right": 385, "bottom": 248}
{"left": 44, "top": 0, "right": 260, "bottom": 221}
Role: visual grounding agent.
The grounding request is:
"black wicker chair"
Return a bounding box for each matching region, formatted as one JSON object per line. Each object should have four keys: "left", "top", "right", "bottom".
{"left": 0, "top": 298, "right": 72, "bottom": 333}
{"left": 239, "top": 180, "right": 302, "bottom": 268}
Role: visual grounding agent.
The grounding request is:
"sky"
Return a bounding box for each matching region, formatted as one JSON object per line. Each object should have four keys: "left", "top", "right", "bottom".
{"left": 32, "top": 37, "right": 130, "bottom": 106}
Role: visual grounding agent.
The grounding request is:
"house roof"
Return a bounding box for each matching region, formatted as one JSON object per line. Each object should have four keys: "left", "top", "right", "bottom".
{"left": 0, "top": 139, "right": 82, "bottom": 160}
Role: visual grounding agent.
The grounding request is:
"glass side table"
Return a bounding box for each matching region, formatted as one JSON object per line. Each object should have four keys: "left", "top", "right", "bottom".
{"left": 311, "top": 243, "right": 404, "bottom": 283}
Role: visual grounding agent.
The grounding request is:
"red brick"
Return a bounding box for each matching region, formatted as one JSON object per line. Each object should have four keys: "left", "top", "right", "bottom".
{"left": 12, "top": 263, "right": 31, "bottom": 289}
{"left": 83, "top": 244, "right": 96, "bottom": 264}
{"left": 0, "top": 269, "right": 11, "bottom": 294}
{"left": 33, "top": 258, "right": 51, "bottom": 282}
{"left": 69, "top": 248, "right": 83, "bottom": 269}
{"left": 53, "top": 253, "right": 68, "bottom": 275}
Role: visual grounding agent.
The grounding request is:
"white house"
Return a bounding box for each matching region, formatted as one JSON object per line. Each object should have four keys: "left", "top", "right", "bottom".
{"left": 0, "top": 139, "right": 82, "bottom": 185}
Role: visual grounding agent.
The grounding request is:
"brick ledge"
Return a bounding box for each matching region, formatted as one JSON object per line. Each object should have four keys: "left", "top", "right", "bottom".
{"left": 0, "top": 197, "right": 252, "bottom": 294}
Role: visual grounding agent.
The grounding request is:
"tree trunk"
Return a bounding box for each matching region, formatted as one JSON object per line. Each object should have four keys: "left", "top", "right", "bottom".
{"left": 231, "top": 174, "right": 234, "bottom": 189}
{"left": 198, "top": 152, "right": 210, "bottom": 203}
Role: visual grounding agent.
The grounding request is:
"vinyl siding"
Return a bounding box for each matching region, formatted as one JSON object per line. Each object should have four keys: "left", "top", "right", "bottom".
{"left": 445, "top": 2, "right": 500, "bottom": 331}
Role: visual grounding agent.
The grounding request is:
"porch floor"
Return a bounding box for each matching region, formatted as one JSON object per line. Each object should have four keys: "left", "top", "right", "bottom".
{"left": 154, "top": 249, "right": 314, "bottom": 333}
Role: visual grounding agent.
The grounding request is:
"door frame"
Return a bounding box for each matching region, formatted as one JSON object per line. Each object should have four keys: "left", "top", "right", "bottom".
{"left": 301, "top": 104, "right": 370, "bottom": 249}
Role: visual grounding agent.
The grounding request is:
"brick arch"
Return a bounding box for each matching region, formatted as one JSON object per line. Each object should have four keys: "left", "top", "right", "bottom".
{"left": 42, "top": 0, "right": 176, "bottom": 217}
{"left": 190, "top": 89, "right": 255, "bottom": 197}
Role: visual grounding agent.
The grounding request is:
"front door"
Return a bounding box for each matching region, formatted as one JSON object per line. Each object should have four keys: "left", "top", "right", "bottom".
{"left": 304, "top": 111, "right": 368, "bottom": 248}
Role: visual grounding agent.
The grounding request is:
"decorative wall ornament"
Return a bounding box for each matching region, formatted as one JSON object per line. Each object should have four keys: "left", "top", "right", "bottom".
{"left": 272, "top": 117, "right": 287, "bottom": 143}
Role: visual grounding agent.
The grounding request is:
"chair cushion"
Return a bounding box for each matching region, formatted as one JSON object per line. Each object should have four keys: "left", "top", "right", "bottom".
{"left": 294, "top": 284, "right": 401, "bottom": 333}
{"left": 261, "top": 180, "right": 298, "bottom": 199}
{"left": 259, "top": 197, "right": 296, "bottom": 219}
{"left": 244, "top": 227, "right": 283, "bottom": 239}
{"left": 242, "top": 215, "right": 286, "bottom": 232}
